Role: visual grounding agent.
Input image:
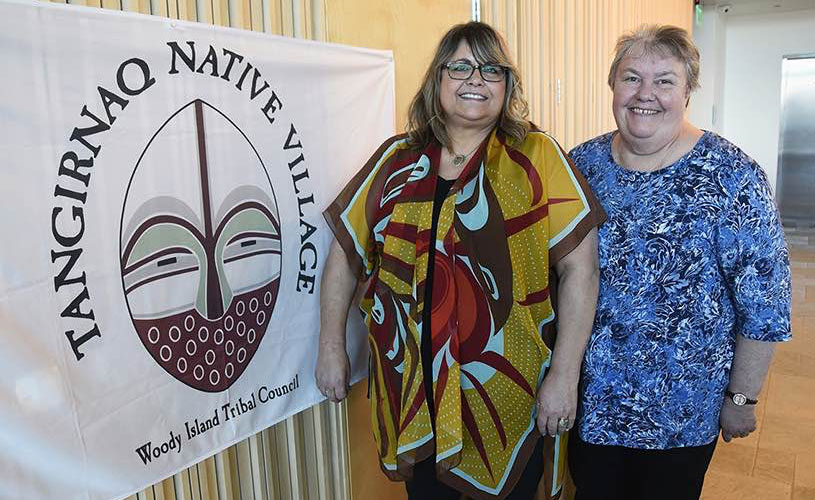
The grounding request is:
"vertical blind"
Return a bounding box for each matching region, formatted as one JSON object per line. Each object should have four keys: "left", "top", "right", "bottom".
{"left": 118, "top": 401, "right": 350, "bottom": 500}
{"left": 481, "top": 0, "right": 694, "bottom": 150}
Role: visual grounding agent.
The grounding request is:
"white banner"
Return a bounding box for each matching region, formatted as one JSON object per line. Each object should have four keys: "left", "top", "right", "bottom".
{"left": 0, "top": 1, "right": 393, "bottom": 498}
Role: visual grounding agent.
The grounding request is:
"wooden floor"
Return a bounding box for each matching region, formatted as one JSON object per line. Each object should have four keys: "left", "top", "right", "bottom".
{"left": 700, "top": 227, "right": 815, "bottom": 500}
{"left": 347, "top": 228, "right": 815, "bottom": 500}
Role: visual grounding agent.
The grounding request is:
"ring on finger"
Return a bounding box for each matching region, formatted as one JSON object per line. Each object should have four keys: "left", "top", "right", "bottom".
{"left": 557, "top": 417, "right": 570, "bottom": 428}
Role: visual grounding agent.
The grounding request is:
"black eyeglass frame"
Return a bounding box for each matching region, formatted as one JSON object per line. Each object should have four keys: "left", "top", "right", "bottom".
{"left": 442, "top": 61, "right": 508, "bottom": 82}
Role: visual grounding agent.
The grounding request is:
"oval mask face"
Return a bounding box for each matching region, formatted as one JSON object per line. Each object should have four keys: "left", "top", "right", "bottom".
{"left": 120, "top": 100, "right": 281, "bottom": 392}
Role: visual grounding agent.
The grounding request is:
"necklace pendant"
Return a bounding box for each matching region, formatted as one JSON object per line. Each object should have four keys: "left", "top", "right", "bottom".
{"left": 452, "top": 154, "right": 465, "bottom": 166}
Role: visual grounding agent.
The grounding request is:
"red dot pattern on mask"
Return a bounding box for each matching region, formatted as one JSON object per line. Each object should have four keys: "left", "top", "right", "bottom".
{"left": 134, "top": 278, "right": 280, "bottom": 392}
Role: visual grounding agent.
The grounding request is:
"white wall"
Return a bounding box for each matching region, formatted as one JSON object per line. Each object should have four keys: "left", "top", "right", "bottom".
{"left": 692, "top": 7, "right": 815, "bottom": 192}
{"left": 688, "top": 7, "right": 726, "bottom": 133}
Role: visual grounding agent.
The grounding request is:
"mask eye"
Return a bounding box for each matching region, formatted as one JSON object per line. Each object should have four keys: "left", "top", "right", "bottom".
{"left": 124, "top": 246, "right": 199, "bottom": 294}
{"left": 217, "top": 205, "right": 281, "bottom": 298}
{"left": 121, "top": 221, "right": 207, "bottom": 318}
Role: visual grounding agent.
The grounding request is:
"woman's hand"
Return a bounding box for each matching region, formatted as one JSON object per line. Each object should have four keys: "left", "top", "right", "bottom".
{"left": 719, "top": 336, "right": 775, "bottom": 442}
{"left": 536, "top": 371, "right": 577, "bottom": 437}
{"left": 316, "top": 341, "right": 351, "bottom": 402}
{"left": 719, "top": 399, "right": 757, "bottom": 442}
{"left": 536, "top": 227, "right": 599, "bottom": 437}
{"left": 314, "top": 239, "right": 358, "bottom": 403}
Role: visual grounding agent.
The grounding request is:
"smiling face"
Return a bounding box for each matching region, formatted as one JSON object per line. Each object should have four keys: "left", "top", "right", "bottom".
{"left": 612, "top": 46, "right": 690, "bottom": 150}
{"left": 439, "top": 40, "right": 506, "bottom": 133}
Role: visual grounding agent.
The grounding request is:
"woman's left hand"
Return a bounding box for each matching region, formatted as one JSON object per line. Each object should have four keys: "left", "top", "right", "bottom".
{"left": 537, "top": 227, "right": 597, "bottom": 438}
{"left": 719, "top": 399, "right": 757, "bottom": 442}
{"left": 536, "top": 371, "right": 578, "bottom": 437}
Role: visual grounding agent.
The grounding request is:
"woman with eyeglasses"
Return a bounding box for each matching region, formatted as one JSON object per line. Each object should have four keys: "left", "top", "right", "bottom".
{"left": 316, "top": 22, "right": 605, "bottom": 500}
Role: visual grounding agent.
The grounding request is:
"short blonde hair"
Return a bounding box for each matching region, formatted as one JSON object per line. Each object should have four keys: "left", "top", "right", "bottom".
{"left": 406, "top": 22, "right": 530, "bottom": 149}
{"left": 608, "top": 24, "right": 700, "bottom": 93}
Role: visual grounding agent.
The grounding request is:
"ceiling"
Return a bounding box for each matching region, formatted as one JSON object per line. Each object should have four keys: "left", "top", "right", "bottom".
{"left": 700, "top": 0, "right": 815, "bottom": 15}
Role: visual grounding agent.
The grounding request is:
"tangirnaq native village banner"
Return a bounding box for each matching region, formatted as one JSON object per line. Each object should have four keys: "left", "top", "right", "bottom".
{"left": 0, "top": 1, "right": 393, "bottom": 498}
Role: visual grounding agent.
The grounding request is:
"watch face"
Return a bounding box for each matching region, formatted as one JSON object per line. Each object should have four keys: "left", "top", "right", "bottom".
{"left": 733, "top": 393, "right": 747, "bottom": 406}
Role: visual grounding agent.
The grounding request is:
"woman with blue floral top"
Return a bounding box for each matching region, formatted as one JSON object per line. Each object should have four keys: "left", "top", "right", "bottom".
{"left": 567, "top": 25, "right": 791, "bottom": 500}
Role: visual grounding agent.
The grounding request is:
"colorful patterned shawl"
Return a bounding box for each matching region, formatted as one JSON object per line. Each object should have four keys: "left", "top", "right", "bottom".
{"left": 324, "top": 128, "right": 604, "bottom": 499}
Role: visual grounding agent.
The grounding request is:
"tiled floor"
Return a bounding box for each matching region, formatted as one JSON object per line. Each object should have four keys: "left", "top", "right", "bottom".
{"left": 700, "top": 227, "right": 815, "bottom": 500}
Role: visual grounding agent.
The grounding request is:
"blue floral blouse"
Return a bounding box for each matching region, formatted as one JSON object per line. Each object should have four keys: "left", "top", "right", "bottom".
{"left": 569, "top": 131, "right": 791, "bottom": 449}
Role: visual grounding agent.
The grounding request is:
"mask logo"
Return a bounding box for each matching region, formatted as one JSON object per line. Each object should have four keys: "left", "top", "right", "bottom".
{"left": 120, "top": 100, "right": 281, "bottom": 392}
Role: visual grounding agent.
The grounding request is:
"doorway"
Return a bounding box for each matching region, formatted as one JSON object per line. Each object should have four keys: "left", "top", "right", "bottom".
{"left": 778, "top": 55, "right": 815, "bottom": 227}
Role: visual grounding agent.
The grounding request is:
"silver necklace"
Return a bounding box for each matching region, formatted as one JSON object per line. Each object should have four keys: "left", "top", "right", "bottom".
{"left": 650, "top": 133, "right": 680, "bottom": 172}
{"left": 451, "top": 141, "right": 482, "bottom": 167}
{"left": 616, "top": 132, "right": 681, "bottom": 172}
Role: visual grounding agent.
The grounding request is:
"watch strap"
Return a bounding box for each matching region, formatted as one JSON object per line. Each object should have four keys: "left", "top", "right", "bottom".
{"left": 725, "top": 390, "right": 758, "bottom": 405}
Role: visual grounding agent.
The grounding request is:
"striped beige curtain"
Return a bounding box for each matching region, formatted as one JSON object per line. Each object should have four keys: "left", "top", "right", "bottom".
{"left": 126, "top": 402, "right": 350, "bottom": 500}
{"left": 52, "top": 0, "right": 325, "bottom": 40}
{"left": 44, "top": 1, "right": 350, "bottom": 499}
{"left": 480, "top": 0, "right": 694, "bottom": 149}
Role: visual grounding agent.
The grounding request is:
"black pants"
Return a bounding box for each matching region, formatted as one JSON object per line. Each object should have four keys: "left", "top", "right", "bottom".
{"left": 405, "top": 438, "right": 545, "bottom": 500}
{"left": 568, "top": 433, "right": 717, "bottom": 500}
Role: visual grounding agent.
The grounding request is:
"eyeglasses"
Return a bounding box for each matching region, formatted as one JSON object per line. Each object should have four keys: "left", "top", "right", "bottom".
{"left": 443, "top": 61, "right": 507, "bottom": 82}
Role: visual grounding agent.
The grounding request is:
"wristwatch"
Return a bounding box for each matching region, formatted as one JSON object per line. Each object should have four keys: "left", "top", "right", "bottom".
{"left": 725, "top": 390, "right": 758, "bottom": 406}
